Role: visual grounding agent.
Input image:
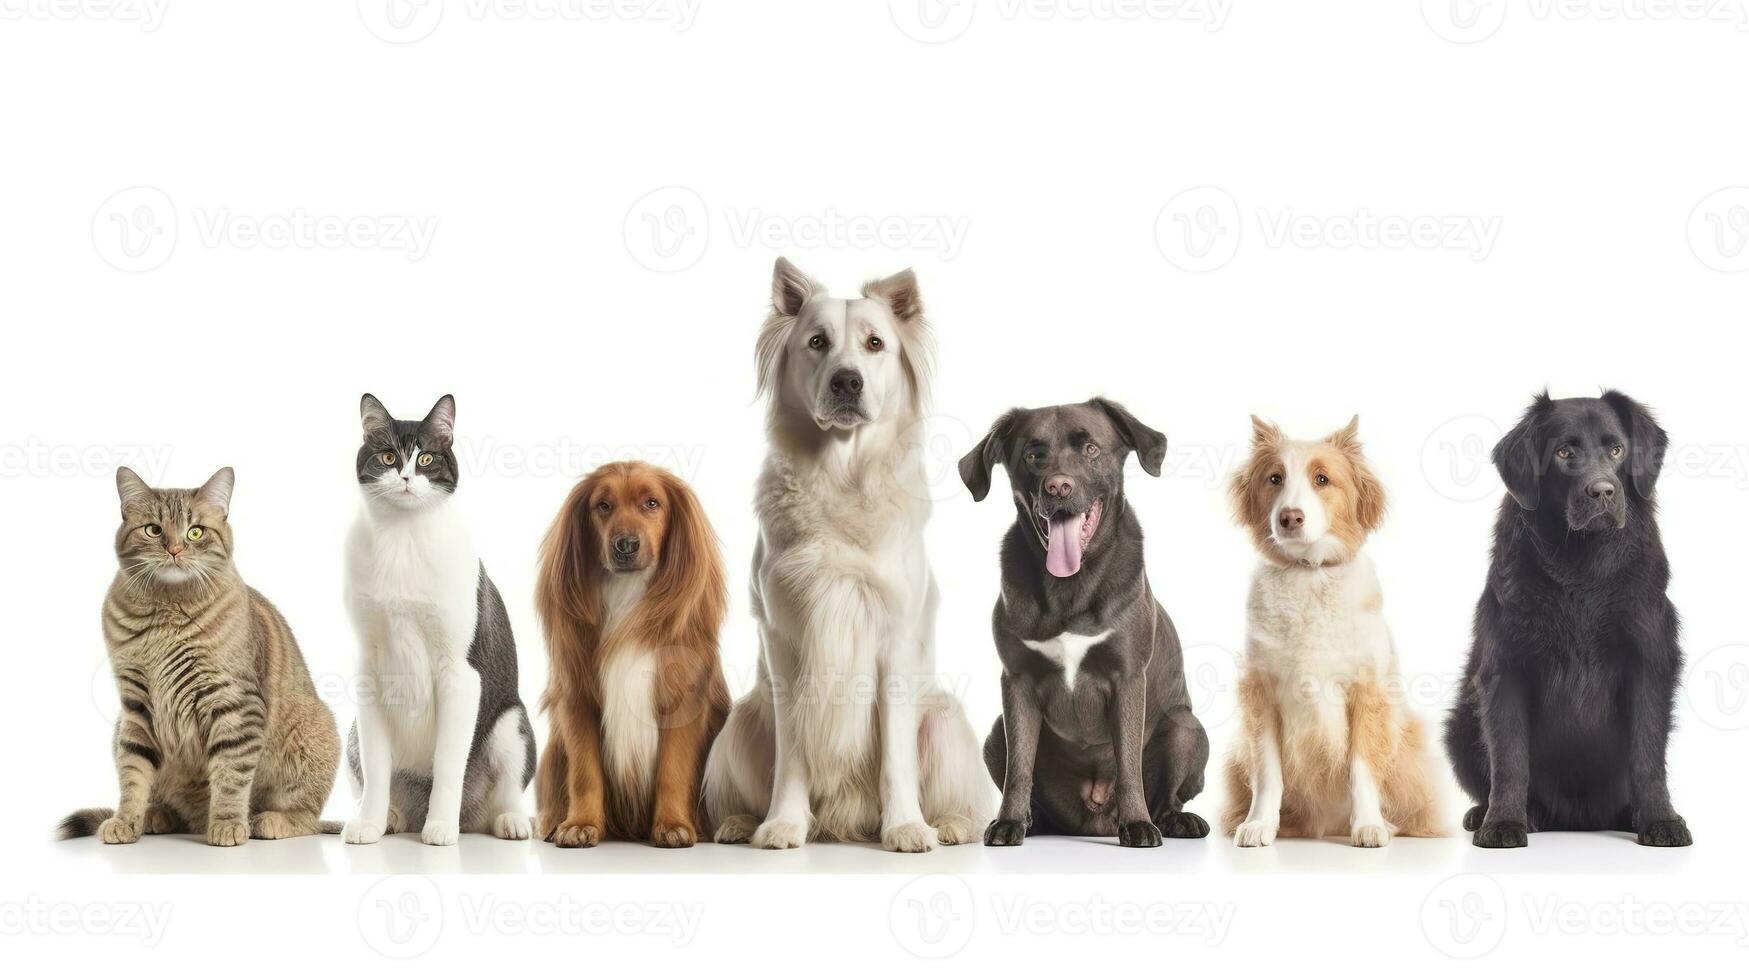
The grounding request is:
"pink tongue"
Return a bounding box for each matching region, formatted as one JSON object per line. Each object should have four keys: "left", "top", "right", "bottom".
{"left": 1045, "top": 513, "right": 1084, "bottom": 577}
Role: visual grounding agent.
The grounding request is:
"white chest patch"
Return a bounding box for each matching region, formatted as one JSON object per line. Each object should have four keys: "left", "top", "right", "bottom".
{"left": 599, "top": 647, "right": 661, "bottom": 800}
{"left": 1022, "top": 629, "right": 1113, "bottom": 691}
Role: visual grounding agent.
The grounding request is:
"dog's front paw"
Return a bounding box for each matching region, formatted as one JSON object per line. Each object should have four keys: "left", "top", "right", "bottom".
{"left": 98, "top": 814, "right": 142, "bottom": 845}
{"left": 713, "top": 814, "right": 758, "bottom": 844}
{"left": 931, "top": 814, "right": 978, "bottom": 845}
{"left": 1233, "top": 820, "right": 1278, "bottom": 847}
{"left": 206, "top": 818, "right": 249, "bottom": 847}
{"left": 1118, "top": 820, "right": 1163, "bottom": 848}
{"left": 1636, "top": 816, "right": 1692, "bottom": 847}
{"left": 1462, "top": 804, "right": 1487, "bottom": 831}
{"left": 420, "top": 821, "right": 460, "bottom": 847}
{"left": 882, "top": 821, "right": 938, "bottom": 853}
{"left": 751, "top": 819, "right": 807, "bottom": 850}
{"left": 651, "top": 820, "right": 697, "bottom": 849}
{"left": 1351, "top": 823, "right": 1391, "bottom": 848}
{"left": 551, "top": 821, "right": 602, "bottom": 848}
{"left": 1472, "top": 821, "right": 1528, "bottom": 848}
{"left": 983, "top": 818, "right": 1028, "bottom": 847}
{"left": 1157, "top": 811, "right": 1210, "bottom": 839}
{"left": 492, "top": 812, "right": 532, "bottom": 841}
{"left": 343, "top": 819, "right": 385, "bottom": 845}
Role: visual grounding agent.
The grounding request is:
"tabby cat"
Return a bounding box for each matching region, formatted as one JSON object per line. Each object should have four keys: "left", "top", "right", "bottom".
{"left": 59, "top": 467, "right": 340, "bottom": 846}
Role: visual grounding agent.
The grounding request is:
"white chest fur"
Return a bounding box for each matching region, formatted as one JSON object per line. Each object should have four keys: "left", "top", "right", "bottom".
{"left": 1022, "top": 629, "right": 1113, "bottom": 691}
{"left": 1244, "top": 555, "right": 1393, "bottom": 681}
{"left": 597, "top": 573, "right": 661, "bottom": 805}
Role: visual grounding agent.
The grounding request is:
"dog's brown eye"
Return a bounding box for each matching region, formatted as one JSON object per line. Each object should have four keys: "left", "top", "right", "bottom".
{"left": 595, "top": 501, "right": 611, "bottom": 515}
{"left": 1610, "top": 445, "right": 1625, "bottom": 459}
{"left": 866, "top": 336, "right": 883, "bottom": 351}
{"left": 1556, "top": 447, "right": 1574, "bottom": 460}
{"left": 808, "top": 335, "right": 826, "bottom": 351}
{"left": 644, "top": 498, "right": 659, "bottom": 511}
{"left": 1268, "top": 474, "right": 1283, "bottom": 486}
{"left": 1316, "top": 473, "right": 1331, "bottom": 487}
{"left": 1083, "top": 443, "right": 1100, "bottom": 459}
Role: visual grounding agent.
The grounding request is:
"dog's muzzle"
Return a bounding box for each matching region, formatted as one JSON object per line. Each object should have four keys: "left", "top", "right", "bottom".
{"left": 1566, "top": 477, "right": 1627, "bottom": 530}
{"left": 817, "top": 368, "right": 869, "bottom": 427}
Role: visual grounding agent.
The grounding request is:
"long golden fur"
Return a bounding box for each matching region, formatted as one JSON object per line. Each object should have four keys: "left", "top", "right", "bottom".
{"left": 534, "top": 462, "right": 730, "bottom": 847}
{"left": 1221, "top": 419, "right": 1443, "bottom": 843}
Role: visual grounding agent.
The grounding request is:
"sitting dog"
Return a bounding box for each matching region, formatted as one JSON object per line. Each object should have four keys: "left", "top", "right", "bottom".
{"left": 701, "top": 258, "right": 992, "bottom": 851}
{"left": 1446, "top": 391, "right": 1692, "bottom": 848}
{"left": 960, "top": 399, "right": 1210, "bottom": 846}
{"left": 535, "top": 461, "right": 731, "bottom": 848}
{"left": 1223, "top": 417, "right": 1442, "bottom": 847}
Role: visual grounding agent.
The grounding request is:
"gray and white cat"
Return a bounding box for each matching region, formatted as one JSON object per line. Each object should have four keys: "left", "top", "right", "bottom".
{"left": 341, "top": 394, "right": 535, "bottom": 845}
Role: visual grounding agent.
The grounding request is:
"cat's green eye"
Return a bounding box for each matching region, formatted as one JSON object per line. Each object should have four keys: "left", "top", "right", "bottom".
{"left": 418, "top": 453, "right": 434, "bottom": 466}
{"left": 143, "top": 524, "right": 162, "bottom": 538}
{"left": 380, "top": 451, "right": 397, "bottom": 466}
{"left": 186, "top": 526, "right": 204, "bottom": 541}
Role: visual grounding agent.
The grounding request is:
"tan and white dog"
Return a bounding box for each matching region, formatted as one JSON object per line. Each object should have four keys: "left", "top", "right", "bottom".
{"left": 701, "top": 258, "right": 992, "bottom": 851}
{"left": 1222, "top": 417, "right": 1442, "bottom": 847}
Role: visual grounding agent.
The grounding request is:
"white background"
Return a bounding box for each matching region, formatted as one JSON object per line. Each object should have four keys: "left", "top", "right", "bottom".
{"left": 5, "top": 0, "right": 1749, "bottom": 974}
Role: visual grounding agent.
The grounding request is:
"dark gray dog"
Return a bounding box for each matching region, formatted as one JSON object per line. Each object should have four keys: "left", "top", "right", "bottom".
{"left": 959, "top": 399, "right": 1209, "bottom": 847}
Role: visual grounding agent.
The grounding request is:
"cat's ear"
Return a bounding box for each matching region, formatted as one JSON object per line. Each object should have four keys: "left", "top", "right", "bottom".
{"left": 360, "top": 393, "right": 393, "bottom": 438}
{"left": 420, "top": 394, "right": 456, "bottom": 448}
{"left": 196, "top": 467, "right": 235, "bottom": 516}
{"left": 116, "top": 467, "right": 151, "bottom": 511}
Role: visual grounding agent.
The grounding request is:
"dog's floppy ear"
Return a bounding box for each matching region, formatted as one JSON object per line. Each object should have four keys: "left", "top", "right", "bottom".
{"left": 1091, "top": 398, "right": 1166, "bottom": 477}
{"left": 537, "top": 472, "right": 606, "bottom": 630}
{"left": 1601, "top": 389, "right": 1668, "bottom": 499}
{"left": 771, "top": 257, "right": 822, "bottom": 317}
{"left": 646, "top": 469, "right": 728, "bottom": 648}
{"left": 959, "top": 410, "right": 1018, "bottom": 502}
{"left": 1230, "top": 418, "right": 1281, "bottom": 528}
{"left": 1327, "top": 417, "right": 1386, "bottom": 532}
{"left": 1493, "top": 391, "right": 1552, "bottom": 511}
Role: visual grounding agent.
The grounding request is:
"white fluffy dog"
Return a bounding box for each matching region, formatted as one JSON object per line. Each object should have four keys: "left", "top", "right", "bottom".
{"left": 702, "top": 258, "right": 993, "bottom": 851}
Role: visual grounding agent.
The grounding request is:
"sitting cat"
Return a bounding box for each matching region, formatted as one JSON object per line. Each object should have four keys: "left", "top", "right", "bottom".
{"left": 59, "top": 467, "right": 340, "bottom": 846}
{"left": 341, "top": 393, "right": 535, "bottom": 846}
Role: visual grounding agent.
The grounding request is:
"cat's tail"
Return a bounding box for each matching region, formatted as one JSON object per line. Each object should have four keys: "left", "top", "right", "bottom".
{"left": 319, "top": 820, "right": 343, "bottom": 835}
{"left": 56, "top": 807, "right": 113, "bottom": 840}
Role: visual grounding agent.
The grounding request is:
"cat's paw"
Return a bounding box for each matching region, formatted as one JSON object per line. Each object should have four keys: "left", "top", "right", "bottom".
{"left": 983, "top": 818, "right": 1028, "bottom": 847}
{"left": 98, "top": 814, "right": 141, "bottom": 845}
{"left": 750, "top": 819, "right": 807, "bottom": 850}
{"left": 551, "top": 821, "right": 601, "bottom": 848}
{"left": 882, "top": 821, "right": 938, "bottom": 853}
{"left": 713, "top": 814, "right": 758, "bottom": 844}
{"left": 1233, "top": 819, "right": 1278, "bottom": 847}
{"left": 343, "top": 820, "right": 385, "bottom": 845}
{"left": 651, "top": 820, "right": 697, "bottom": 849}
{"left": 142, "top": 806, "right": 181, "bottom": 835}
{"left": 206, "top": 818, "right": 249, "bottom": 847}
{"left": 1351, "top": 823, "right": 1391, "bottom": 848}
{"left": 250, "top": 811, "right": 309, "bottom": 840}
{"left": 931, "top": 814, "right": 978, "bottom": 845}
{"left": 492, "top": 813, "right": 532, "bottom": 841}
{"left": 420, "top": 820, "right": 460, "bottom": 847}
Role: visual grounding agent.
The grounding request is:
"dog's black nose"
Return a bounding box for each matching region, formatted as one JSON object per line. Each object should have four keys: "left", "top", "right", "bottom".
{"left": 829, "top": 369, "right": 863, "bottom": 396}
{"left": 1587, "top": 479, "right": 1617, "bottom": 499}
{"left": 1045, "top": 474, "right": 1075, "bottom": 498}
{"left": 1278, "top": 508, "right": 1305, "bottom": 529}
{"left": 613, "top": 535, "right": 640, "bottom": 556}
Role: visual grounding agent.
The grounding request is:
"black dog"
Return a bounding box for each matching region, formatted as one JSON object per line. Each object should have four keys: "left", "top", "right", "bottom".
{"left": 960, "top": 399, "right": 1209, "bottom": 847}
{"left": 1445, "top": 390, "right": 1692, "bottom": 848}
